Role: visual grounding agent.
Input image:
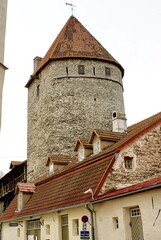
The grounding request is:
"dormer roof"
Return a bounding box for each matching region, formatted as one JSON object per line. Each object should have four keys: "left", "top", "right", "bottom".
{"left": 74, "top": 138, "right": 93, "bottom": 151}
{"left": 89, "top": 129, "right": 126, "bottom": 143}
{"left": 46, "top": 154, "right": 77, "bottom": 166}
{"left": 15, "top": 183, "right": 35, "bottom": 194}
{"left": 26, "top": 16, "right": 124, "bottom": 87}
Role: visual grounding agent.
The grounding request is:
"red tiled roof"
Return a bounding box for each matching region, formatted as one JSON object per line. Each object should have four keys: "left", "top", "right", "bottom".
{"left": 95, "top": 175, "right": 161, "bottom": 201}
{"left": 26, "top": 16, "right": 124, "bottom": 87}
{"left": 0, "top": 155, "right": 114, "bottom": 221}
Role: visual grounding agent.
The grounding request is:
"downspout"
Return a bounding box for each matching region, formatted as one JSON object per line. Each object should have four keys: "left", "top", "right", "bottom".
{"left": 0, "top": 223, "right": 2, "bottom": 240}
{"left": 85, "top": 204, "right": 95, "bottom": 240}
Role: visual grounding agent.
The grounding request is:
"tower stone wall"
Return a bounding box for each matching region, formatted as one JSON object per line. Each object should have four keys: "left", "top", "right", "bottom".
{"left": 27, "top": 58, "right": 125, "bottom": 181}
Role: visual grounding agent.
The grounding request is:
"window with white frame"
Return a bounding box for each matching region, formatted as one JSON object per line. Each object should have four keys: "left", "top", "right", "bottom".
{"left": 93, "top": 141, "right": 101, "bottom": 154}
{"left": 78, "top": 148, "right": 84, "bottom": 161}
{"left": 27, "top": 219, "right": 41, "bottom": 240}
{"left": 61, "top": 215, "right": 69, "bottom": 240}
{"left": 130, "top": 208, "right": 141, "bottom": 217}
{"left": 49, "top": 163, "right": 54, "bottom": 173}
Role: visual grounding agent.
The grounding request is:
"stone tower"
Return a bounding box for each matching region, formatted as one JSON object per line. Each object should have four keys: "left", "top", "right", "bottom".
{"left": 0, "top": 0, "right": 8, "bottom": 129}
{"left": 26, "top": 16, "right": 126, "bottom": 181}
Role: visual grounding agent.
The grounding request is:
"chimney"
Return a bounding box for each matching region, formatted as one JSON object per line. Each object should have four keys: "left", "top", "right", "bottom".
{"left": 112, "top": 111, "right": 127, "bottom": 133}
{"left": 33, "top": 56, "right": 42, "bottom": 71}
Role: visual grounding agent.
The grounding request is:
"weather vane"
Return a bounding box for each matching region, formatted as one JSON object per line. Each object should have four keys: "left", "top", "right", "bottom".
{"left": 65, "top": 2, "right": 76, "bottom": 15}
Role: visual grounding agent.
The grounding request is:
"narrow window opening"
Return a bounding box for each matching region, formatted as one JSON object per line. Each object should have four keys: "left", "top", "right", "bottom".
{"left": 17, "top": 228, "right": 20, "bottom": 237}
{"left": 113, "top": 217, "right": 119, "bottom": 229}
{"left": 66, "top": 67, "right": 69, "bottom": 75}
{"left": 46, "top": 224, "right": 50, "bottom": 235}
{"left": 105, "top": 67, "right": 111, "bottom": 76}
{"left": 93, "top": 67, "right": 96, "bottom": 75}
{"left": 72, "top": 219, "right": 79, "bottom": 236}
{"left": 36, "top": 85, "right": 40, "bottom": 97}
{"left": 94, "top": 98, "right": 96, "bottom": 101}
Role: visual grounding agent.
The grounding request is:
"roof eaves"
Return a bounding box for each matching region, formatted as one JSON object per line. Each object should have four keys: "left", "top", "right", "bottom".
{"left": 0, "top": 201, "right": 91, "bottom": 223}
{"left": 93, "top": 182, "right": 161, "bottom": 204}
{"left": 94, "top": 154, "right": 115, "bottom": 198}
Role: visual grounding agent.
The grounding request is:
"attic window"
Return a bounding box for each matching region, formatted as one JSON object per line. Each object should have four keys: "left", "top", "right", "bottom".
{"left": 78, "top": 65, "right": 85, "bottom": 74}
{"left": 124, "top": 157, "right": 133, "bottom": 170}
{"left": 93, "top": 141, "right": 101, "bottom": 155}
{"left": 49, "top": 163, "right": 54, "bottom": 173}
{"left": 78, "top": 148, "right": 84, "bottom": 161}
{"left": 105, "top": 67, "right": 111, "bottom": 76}
{"left": 18, "top": 192, "right": 23, "bottom": 211}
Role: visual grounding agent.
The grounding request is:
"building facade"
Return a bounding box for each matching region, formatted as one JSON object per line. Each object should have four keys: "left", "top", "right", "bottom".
{"left": 0, "top": 0, "right": 7, "bottom": 129}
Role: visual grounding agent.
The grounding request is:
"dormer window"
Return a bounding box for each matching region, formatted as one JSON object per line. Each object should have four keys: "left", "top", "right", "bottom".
{"left": 49, "top": 163, "right": 54, "bottom": 173}
{"left": 78, "top": 148, "right": 84, "bottom": 161}
{"left": 18, "top": 192, "right": 23, "bottom": 211}
{"left": 93, "top": 141, "right": 101, "bottom": 154}
{"left": 16, "top": 183, "right": 35, "bottom": 212}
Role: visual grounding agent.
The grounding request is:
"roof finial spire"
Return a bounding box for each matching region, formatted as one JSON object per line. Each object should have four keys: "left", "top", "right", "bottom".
{"left": 65, "top": 2, "right": 76, "bottom": 16}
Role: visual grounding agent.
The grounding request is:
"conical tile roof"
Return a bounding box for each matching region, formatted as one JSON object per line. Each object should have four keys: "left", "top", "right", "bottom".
{"left": 26, "top": 16, "right": 124, "bottom": 87}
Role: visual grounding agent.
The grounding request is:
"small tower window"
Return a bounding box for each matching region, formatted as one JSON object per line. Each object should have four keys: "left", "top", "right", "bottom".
{"left": 93, "top": 67, "right": 96, "bottom": 75}
{"left": 105, "top": 67, "right": 111, "bottom": 76}
{"left": 66, "top": 66, "right": 69, "bottom": 75}
{"left": 124, "top": 157, "right": 133, "bottom": 170}
{"left": 78, "top": 65, "right": 85, "bottom": 74}
{"left": 36, "top": 85, "right": 40, "bottom": 97}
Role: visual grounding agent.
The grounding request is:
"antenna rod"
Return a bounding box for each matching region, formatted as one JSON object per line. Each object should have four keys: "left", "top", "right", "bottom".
{"left": 65, "top": 2, "right": 76, "bottom": 15}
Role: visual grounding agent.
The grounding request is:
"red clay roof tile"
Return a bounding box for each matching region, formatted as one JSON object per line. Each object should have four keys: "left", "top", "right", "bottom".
{"left": 26, "top": 16, "right": 124, "bottom": 87}
{"left": 0, "top": 155, "right": 114, "bottom": 221}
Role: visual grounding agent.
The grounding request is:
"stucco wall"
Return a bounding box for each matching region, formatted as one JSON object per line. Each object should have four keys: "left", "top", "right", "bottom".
{"left": 1, "top": 206, "right": 91, "bottom": 240}
{"left": 2, "top": 188, "right": 161, "bottom": 240}
{"left": 95, "top": 188, "right": 161, "bottom": 240}
{"left": 102, "top": 124, "right": 161, "bottom": 192}
{"left": 27, "top": 58, "right": 125, "bottom": 181}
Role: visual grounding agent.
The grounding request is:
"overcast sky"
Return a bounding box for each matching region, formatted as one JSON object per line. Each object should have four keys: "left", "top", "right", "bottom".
{"left": 0, "top": 0, "right": 161, "bottom": 173}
